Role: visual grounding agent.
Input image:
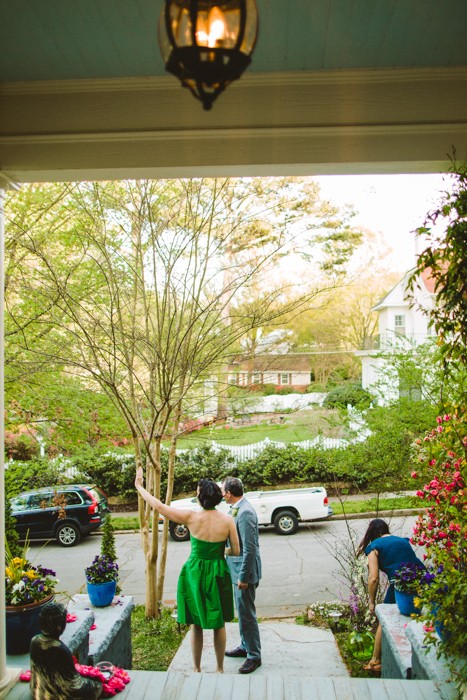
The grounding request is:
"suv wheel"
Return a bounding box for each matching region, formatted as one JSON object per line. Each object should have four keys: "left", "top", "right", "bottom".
{"left": 273, "top": 510, "right": 299, "bottom": 536}
{"left": 56, "top": 522, "right": 81, "bottom": 547}
{"left": 169, "top": 521, "right": 190, "bottom": 542}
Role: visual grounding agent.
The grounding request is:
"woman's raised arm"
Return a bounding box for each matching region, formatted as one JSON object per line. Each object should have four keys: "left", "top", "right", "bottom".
{"left": 135, "top": 466, "right": 193, "bottom": 524}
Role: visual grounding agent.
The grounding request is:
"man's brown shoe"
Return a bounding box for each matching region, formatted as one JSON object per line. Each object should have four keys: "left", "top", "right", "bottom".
{"left": 225, "top": 646, "right": 247, "bottom": 658}
{"left": 239, "top": 658, "right": 262, "bottom": 674}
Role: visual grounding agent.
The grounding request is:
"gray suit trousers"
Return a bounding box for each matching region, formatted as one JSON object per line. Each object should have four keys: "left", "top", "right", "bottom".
{"left": 233, "top": 583, "right": 261, "bottom": 660}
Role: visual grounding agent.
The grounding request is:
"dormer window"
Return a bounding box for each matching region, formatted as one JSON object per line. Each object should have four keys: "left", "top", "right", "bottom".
{"left": 394, "top": 314, "right": 406, "bottom": 336}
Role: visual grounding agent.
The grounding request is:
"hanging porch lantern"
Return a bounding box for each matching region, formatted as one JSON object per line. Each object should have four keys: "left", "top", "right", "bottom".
{"left": 158, "top": 0, "right": 259, "bottom": 111}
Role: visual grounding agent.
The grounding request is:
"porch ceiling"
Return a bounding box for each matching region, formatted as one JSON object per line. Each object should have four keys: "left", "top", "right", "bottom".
{"left": 1, "top": 1, "right": 467, "bottom": 183}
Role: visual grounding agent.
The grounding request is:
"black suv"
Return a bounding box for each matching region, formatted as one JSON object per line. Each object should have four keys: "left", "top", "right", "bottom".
{"left": 10, "top": 484, "right": 109, "bottom": 547}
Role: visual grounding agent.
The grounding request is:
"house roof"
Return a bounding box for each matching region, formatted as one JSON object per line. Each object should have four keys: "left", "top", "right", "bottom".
{"left": 372, "top": 267, "right": 436, "bottom": 311}
{"left": 421, "top": 268, "right": 437, "bottom": 294}
{"left": 229, "top": 354, "right": 312, "bottom": 373}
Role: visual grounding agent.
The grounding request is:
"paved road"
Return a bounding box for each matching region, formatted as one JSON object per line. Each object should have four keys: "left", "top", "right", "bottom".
{"left": 28, "top": 515, "right": 420, "bottom": 618}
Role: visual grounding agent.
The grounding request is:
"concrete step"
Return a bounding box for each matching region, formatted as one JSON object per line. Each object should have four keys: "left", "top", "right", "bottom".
{"left": 6, "top": 670, "right": 444, "bottom": 700}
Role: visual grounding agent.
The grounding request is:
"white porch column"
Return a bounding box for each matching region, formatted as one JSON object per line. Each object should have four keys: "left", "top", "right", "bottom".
{"left": 0, "top": 179, "right": 21, "bottom": 699}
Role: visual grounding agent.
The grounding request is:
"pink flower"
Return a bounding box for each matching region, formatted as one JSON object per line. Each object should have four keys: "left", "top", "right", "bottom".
{"left": 437, "top": 426, "right": 443, "bottom": 433}
{"left": 436, "top": 416, "right": 443, "bottom": 424}
{"left": 443, "top": 414, "right": 451, "bottom": 421}
{"left": 429, "top": 459, "right": 436, "bottom": 466}
{"left": 411, "top": 471, "right": 418, "bottom": 478}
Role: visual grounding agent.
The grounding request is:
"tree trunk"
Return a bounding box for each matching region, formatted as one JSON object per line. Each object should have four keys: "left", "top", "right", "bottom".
{"left": 156, "top": 403, "right": 183, "bottom": 602}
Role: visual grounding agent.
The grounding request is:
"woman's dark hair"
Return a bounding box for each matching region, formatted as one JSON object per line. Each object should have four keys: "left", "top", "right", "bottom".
{"left": 357, "top": 518, "right": 390, "bottom": 556}
{"left": 197, "top": 479, "right": 223, "bottom": 509}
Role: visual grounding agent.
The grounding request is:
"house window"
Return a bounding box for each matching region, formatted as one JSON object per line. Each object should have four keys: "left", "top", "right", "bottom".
{"left": 252, "top": 372, "right": 262, "bottom": 384}
{"left": 394, "top": 314, "right": 406, "bottom": 336}
{"left": 280, "top": 373, "right": 290, "bottom": 385}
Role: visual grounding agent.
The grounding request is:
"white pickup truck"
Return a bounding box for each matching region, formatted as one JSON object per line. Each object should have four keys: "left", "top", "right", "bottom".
{"left": 165, "top": 486, "right": 332, "bottom": 541}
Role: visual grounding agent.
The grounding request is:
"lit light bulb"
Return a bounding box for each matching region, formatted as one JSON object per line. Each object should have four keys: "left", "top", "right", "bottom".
{"left": 196, "top": 6, "right": 225, "bottom": 47}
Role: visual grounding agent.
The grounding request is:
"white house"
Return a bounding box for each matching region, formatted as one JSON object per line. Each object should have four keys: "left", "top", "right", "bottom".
{"left": 228, "top": 354, "right": 313, "bottom": 390}
{"left": 355, "top": 268, "right": 436, "bottom": 400}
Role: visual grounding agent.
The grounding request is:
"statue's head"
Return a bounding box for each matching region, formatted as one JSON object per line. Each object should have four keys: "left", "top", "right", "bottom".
{"left": 39, "top": 601, "right": 67, "bottom": 638}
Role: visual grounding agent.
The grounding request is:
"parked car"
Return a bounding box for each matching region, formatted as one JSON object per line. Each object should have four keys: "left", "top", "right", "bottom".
{"left": 10, "top": 484, "right": 109, "bottom": 547}
{"left": 164, "top": 486, "right": 332, "bottom": 542}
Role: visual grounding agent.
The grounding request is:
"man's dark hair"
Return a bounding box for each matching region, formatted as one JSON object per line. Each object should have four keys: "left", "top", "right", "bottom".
{"left": 223, "top": 476, "right": 244, "bottom": 497}
{"left": 197, "top": 479, "right": 223, "bottom": 509}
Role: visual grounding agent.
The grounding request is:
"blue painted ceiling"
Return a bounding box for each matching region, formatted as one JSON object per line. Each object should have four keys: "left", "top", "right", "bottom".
{"left": 1, "top": 0, "right": 466, "bottom": 82}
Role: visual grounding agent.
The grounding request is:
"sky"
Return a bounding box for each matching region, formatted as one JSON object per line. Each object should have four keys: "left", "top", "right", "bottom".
{"left": 314, "top": 173, "right": 447, "bottom": 273}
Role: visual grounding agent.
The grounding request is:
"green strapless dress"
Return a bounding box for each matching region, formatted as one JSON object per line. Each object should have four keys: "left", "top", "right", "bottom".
{"left": 177, "top": 535, "right": 234, "bottom": 629}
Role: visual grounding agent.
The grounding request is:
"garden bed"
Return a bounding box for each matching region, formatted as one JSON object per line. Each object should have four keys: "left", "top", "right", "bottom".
{"left": 296, "top": 602, "right": 378, "bottom": 679}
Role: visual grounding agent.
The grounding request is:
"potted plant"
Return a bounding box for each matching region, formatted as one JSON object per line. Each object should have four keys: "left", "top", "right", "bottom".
{"left": 85, "top": 554, "right": 118, "bottom": 607}
{"left": 5, "top": 541, "right": 58, "bottom": 654}
{"left": 392, "top": 562, "right": 425, "bottom": 616}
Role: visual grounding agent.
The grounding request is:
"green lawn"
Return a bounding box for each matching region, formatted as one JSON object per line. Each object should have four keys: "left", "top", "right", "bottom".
{"left": 330, "top": 496, "right": 421, "bottom": 515}
{"left": 131, "top": 606, "right": 189, "bottom": 671}
{"left": 172, "top": 408, "right": 342, "bottom": 449}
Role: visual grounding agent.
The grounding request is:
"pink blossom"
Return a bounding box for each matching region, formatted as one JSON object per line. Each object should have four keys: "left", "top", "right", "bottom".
{"left": 411, "top": 471, "right": 418, "bottom": 478}
{"left": 436, "top": 426, "right": 443, "bottom": 433}
{"left": 443, "top": 414, "right": 451, "bottom": 421}
{"left": 436, "top": 416, "right": 443, "bottom": 424}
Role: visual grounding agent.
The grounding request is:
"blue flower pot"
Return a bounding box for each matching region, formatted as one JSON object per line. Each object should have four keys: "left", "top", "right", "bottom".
{"left": 6, "top": 595, "right": 55, "bottom": 654}
{"left": 431, "top": 605, "right": 452, "bottom": 643}
{"left": 86, "top": 580, "right": 117, "bottom": 607}
{"left": 395, "top": 589, "right": 421, "bottom": 616}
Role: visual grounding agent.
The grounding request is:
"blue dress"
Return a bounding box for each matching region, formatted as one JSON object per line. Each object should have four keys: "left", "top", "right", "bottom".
{"left": 365, "top": 535, "right": 425, "bottom": 603}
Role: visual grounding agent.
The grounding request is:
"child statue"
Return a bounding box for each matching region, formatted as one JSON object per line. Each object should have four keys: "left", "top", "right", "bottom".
{"left": 30, "top": 601, "right": 102, "bottom": 699}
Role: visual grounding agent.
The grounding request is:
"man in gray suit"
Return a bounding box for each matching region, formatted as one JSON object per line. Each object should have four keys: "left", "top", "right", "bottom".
{"left": 221, "top": 476, "right": 262, "bottom": 674}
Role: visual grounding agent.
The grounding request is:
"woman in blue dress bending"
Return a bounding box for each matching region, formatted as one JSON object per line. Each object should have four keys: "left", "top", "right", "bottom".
{"left": 357, "top": 518, "right": 425, "bottom": 673}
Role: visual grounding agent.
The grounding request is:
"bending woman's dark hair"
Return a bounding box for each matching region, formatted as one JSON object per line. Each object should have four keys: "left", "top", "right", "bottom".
{"left": 357, "top": 518, "right": 390, "bottom": 556}
{"left": 197, "top": 479, "right": 223, "bottom": 509}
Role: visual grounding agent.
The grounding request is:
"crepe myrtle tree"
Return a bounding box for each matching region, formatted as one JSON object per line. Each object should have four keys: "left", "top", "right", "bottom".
{"left": 5, "top": 178, "right": 362, "bottom": 617}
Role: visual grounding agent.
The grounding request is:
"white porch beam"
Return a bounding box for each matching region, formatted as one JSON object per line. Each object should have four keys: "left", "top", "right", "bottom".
{"left": 1, "top": 67, "right": 467, "bottom": 182}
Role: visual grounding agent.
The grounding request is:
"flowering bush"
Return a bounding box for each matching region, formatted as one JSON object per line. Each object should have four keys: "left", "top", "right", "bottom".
{"left": 392, "top": 562, "right": 426, "bottom": 594}
{"left": 85, "top": 555, "right": 118, "bottom": 584}
{"left": 410, "top": 412, "right": 466, "bottom": 675}
{"left": 5, "top": 542, "right": 58, "bottom": 606}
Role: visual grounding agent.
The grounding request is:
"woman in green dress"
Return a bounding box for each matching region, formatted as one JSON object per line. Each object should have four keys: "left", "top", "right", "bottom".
{"left": 135, "top": 467, "right": 240, "bottom": 673}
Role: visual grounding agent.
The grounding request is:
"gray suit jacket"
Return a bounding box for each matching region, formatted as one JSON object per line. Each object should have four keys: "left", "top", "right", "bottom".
{"left": 227, "top": 498, "right": 262, "bottom": 585}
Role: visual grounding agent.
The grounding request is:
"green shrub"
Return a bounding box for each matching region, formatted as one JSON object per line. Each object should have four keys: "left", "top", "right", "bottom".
{"left": 4, "top": 496, "right": 21, "bottom": 558}
{"left": 262, "top": 383, "right": 277, "bottom": 396}
{"left": 306, "top": 383, "right": 327, "bottom": 393}
{"left": 101, "top": 514, "right": 117, "bottom": 562}
{"left": 169, "top": 445, "right": 237, "bottom": 495}
{"left": 4, "top": 458, "right": 68, "bottom": 497}
{"left": 323, "top": 383, "right": 372, "bottom": 409}
{"left": 73, "top": 450, "right": 136, "bottom": 500}
{"left": 276, "top": 386, "right": 296, "bottom": 395}
{"left": 4, "top": 432, "right": 40, "bottom": 461}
